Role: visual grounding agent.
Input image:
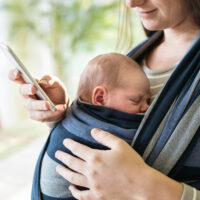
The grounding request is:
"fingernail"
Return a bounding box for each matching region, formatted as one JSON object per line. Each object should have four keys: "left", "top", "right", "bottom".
{"left": 58, "top": 105, "right": 66, "bottom": 112}
{"left": 63, "top": 139, "right": 70, "bottom": 146}
{"left": 29, "top": 86, "right": 34, "bottom": 94}
{"left": 31, "top": 86, "right": 37, "bottom": 94}
{"left": 14, "top": 69, "right": 19, "bottom": 78}
{"left": 49, "top": 80, "right": 54, "bottom": 85}
{"left": 68, "top": 186, "right": 72, "bottom": 191}
{"left": 62, "top": 105, "right": 66, "bottom": 111}
{"left": 56, "top": 165, "right": 61, "bottom": 172}
{"left": 45, "top": 101, "right": 50, "bottom": 109}
{"left": 39, "top": 80, "right": 48, "bottom": 85}
{"left": 91, "top": 128, "right": 101, "bottom": 134}
{"left": 55, "top": 151, "right": 60, "bottom": 159}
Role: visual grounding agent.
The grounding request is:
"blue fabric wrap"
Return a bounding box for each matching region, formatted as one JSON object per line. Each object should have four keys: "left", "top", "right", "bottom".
{"left": 146, "top": 69, "right": 200, "bottom": 166}
{"left": 31, "top": 31, "right": 200, "bottom": 199}
{"left": 129, "top": 31, "right": 200, "bottom": 186}
{"left": 51, "top": 101, "right": 142, "bottom": 162}
{"left": 32, "top": 100, "right": 143, "bottom": 200}
{"left": 133, "top": 38, "right": 200, "bottom": 155}
{"left": 169, "top": 127, "right": 200, "bottom": 188}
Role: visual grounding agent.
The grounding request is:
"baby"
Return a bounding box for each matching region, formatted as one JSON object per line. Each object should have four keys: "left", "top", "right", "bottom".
{"left": 32, "top": 53, "right": 150, "bottom": 200}
{"left": 78, "top": 53, "right": 150, "bottom": 114}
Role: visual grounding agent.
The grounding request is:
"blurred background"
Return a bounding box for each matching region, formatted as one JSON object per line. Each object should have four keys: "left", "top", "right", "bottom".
{"left": 0, "top": 0, "right": 145, "bottom": 199}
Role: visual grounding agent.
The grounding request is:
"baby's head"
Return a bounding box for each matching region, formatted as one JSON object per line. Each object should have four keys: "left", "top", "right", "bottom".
{"left": 77, "top": 53, "right": 150, "bottom": 114}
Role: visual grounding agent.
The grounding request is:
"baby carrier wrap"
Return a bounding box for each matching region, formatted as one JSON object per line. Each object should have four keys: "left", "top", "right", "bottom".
{"left": 32, "top": 100, "right": 143, "bottom": 200}
{"left": 32, "top": 31, "right": 200, "bottom": 200}
{"left": 128, "top": 31, "right": 200, "bottom": 187}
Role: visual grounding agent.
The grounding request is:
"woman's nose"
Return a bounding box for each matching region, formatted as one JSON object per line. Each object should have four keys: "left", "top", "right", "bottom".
{"left": 126, "top": 0, "right": 145, "bottom": 8}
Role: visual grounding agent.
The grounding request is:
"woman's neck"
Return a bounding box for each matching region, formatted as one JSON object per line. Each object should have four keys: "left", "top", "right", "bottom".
{"left": 163, "top": 18, "right": 200, "bottom": 47}
{"left": 145, "top": 20, "right": 200, "bottom": 71}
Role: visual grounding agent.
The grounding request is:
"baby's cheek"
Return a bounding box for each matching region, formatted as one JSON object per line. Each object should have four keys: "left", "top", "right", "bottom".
{"left": 127, "top": 105, "right": 140, "bottom": 114}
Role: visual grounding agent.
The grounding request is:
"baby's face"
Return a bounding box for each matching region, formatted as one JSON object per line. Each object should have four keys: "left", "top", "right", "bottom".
{"left": 105, "top": 66, "right": 150, "bottom": 114}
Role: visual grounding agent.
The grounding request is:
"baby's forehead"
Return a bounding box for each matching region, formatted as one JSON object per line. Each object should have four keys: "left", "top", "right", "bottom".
{"left": 117, "top": 69, "right": 150, "bottom": 94}
{"left": 90, "top": 53, "right": 138, "bottom": 69}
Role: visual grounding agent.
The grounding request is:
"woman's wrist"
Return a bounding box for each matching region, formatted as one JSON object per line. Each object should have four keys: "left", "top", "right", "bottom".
{"left": 141, "top": 166, "right": 183, "bottom": 200}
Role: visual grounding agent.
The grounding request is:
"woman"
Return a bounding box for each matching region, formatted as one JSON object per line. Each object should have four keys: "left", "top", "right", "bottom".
{"left": 9, "top": 0, "right": 200, "bottom": 199}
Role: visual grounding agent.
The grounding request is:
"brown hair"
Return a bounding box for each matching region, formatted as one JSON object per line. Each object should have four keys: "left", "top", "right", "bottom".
{"left": 77, "top": 53, "right": 139, "bottom": 102}
{"left": 115, "top": 1, "right": 133, "bottom": 52}
{"left": 185, "top": 0, "right": 200, "bottom": 27}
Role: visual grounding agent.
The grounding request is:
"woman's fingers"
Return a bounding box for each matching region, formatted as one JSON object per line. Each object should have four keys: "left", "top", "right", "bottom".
{"left": 28, "top": 104, "right": 66, "bottom": 122}
{"left": 18, "top": 74, "right": 60, "bottom": 96}
{"left": 39, "top": 75, "right": 60, "bottom": 89}
{"left": 55, "top": 150, "right": 87, "bottom": 174}
{"left": 63, "top": 139, "right": 94, "bottom": 161}
{"left": 20, "top": 84, "right": 37, "bottom": 96}
{"left": 69, "top": 185, "right": 92, "bottom": 200}
{"left": 38, "top": 75, "right": 67, "bottom": 105}
{"left": 69, "top": 185, "right": 104, "bottom": 200}
{"left": 39, "top": 78, "right": 60, "bottom": 89}
{"left": 40, "top": 74, "right": 52, "bottom": 82}
{"left": 91, "top": 128, "right": 125, "bottom": 150}
{"left": 23, "top": 98, "right": 50, "bottom": 111}
{"left": 9, "top": 69, "right": 68, "bottom": 122}
{"left": 56, "top": 165, "right": 89, "bottom": 188}
{"left": 8, "top": 69, "right": 25, "bottom": 84}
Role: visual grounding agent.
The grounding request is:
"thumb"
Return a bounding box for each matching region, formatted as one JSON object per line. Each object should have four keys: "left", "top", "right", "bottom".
{"left": 38, "top": 79, "right": 60, "bottom": 89}
{"left": 55, "top": 104, "right": 67, "bottom": 113}
{"left": 91, "top": 128, "right": 123, "bottom": 150}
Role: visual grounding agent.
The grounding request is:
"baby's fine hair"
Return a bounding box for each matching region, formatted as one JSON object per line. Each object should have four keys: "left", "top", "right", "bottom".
{"left": 77, "top": 53, "right": 141, "bottom": 102}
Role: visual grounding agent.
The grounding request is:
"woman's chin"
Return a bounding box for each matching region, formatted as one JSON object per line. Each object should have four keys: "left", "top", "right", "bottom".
{"left": 142, "top": 22, "right": 163, "bottom": 32}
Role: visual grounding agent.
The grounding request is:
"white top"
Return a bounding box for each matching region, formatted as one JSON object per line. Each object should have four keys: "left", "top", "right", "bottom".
{"left": 142, "top": 61, "right": 176, "bottom": 103}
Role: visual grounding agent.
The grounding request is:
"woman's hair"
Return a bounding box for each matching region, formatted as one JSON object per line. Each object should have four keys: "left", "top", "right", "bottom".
{"left": 115, "top": 1, "right": 133, "bottom": 52}
{"left": 185, "top": 0, "right": 200, "bottom": 27}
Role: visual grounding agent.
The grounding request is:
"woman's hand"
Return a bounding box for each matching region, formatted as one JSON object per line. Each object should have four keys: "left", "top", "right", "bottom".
{"left": 55, "top": 129, "right": 183, "bottom": 200}
{"left": 55, "top": 128, "right": 153, "bottom": 200}
{"left": 8, "top": 68, "right": 69, "bottom": 122}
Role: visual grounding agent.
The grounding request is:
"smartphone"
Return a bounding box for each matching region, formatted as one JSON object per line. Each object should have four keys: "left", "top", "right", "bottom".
{"left": 0, "top": 43, "right": 57, "bottom": 112}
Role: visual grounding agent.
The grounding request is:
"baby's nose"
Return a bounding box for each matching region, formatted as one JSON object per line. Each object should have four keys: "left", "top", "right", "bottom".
{"left": 140, "top": 103, "right": 149, "bottom": 113}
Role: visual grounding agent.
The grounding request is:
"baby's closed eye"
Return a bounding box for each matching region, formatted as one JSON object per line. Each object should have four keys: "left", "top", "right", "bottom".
{"left": 129, "top": 98, "right": 141, "bottom": 105}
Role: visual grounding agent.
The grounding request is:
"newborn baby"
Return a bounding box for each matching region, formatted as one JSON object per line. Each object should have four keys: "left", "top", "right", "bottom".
{"left": 32, "top": 53, "right": 150, "bottom": 200}
{"left": 78, "top": 53, "right": 150, "bottom": 114}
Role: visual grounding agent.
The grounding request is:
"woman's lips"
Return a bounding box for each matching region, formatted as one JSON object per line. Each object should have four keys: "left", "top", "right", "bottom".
{"left": 136, "top": 9, "right": 157, "bottom": 18}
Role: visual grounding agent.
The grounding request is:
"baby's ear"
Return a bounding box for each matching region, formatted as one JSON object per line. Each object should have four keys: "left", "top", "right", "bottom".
{"left": 92, "top": 86, "right": 108, "bottom": 106}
